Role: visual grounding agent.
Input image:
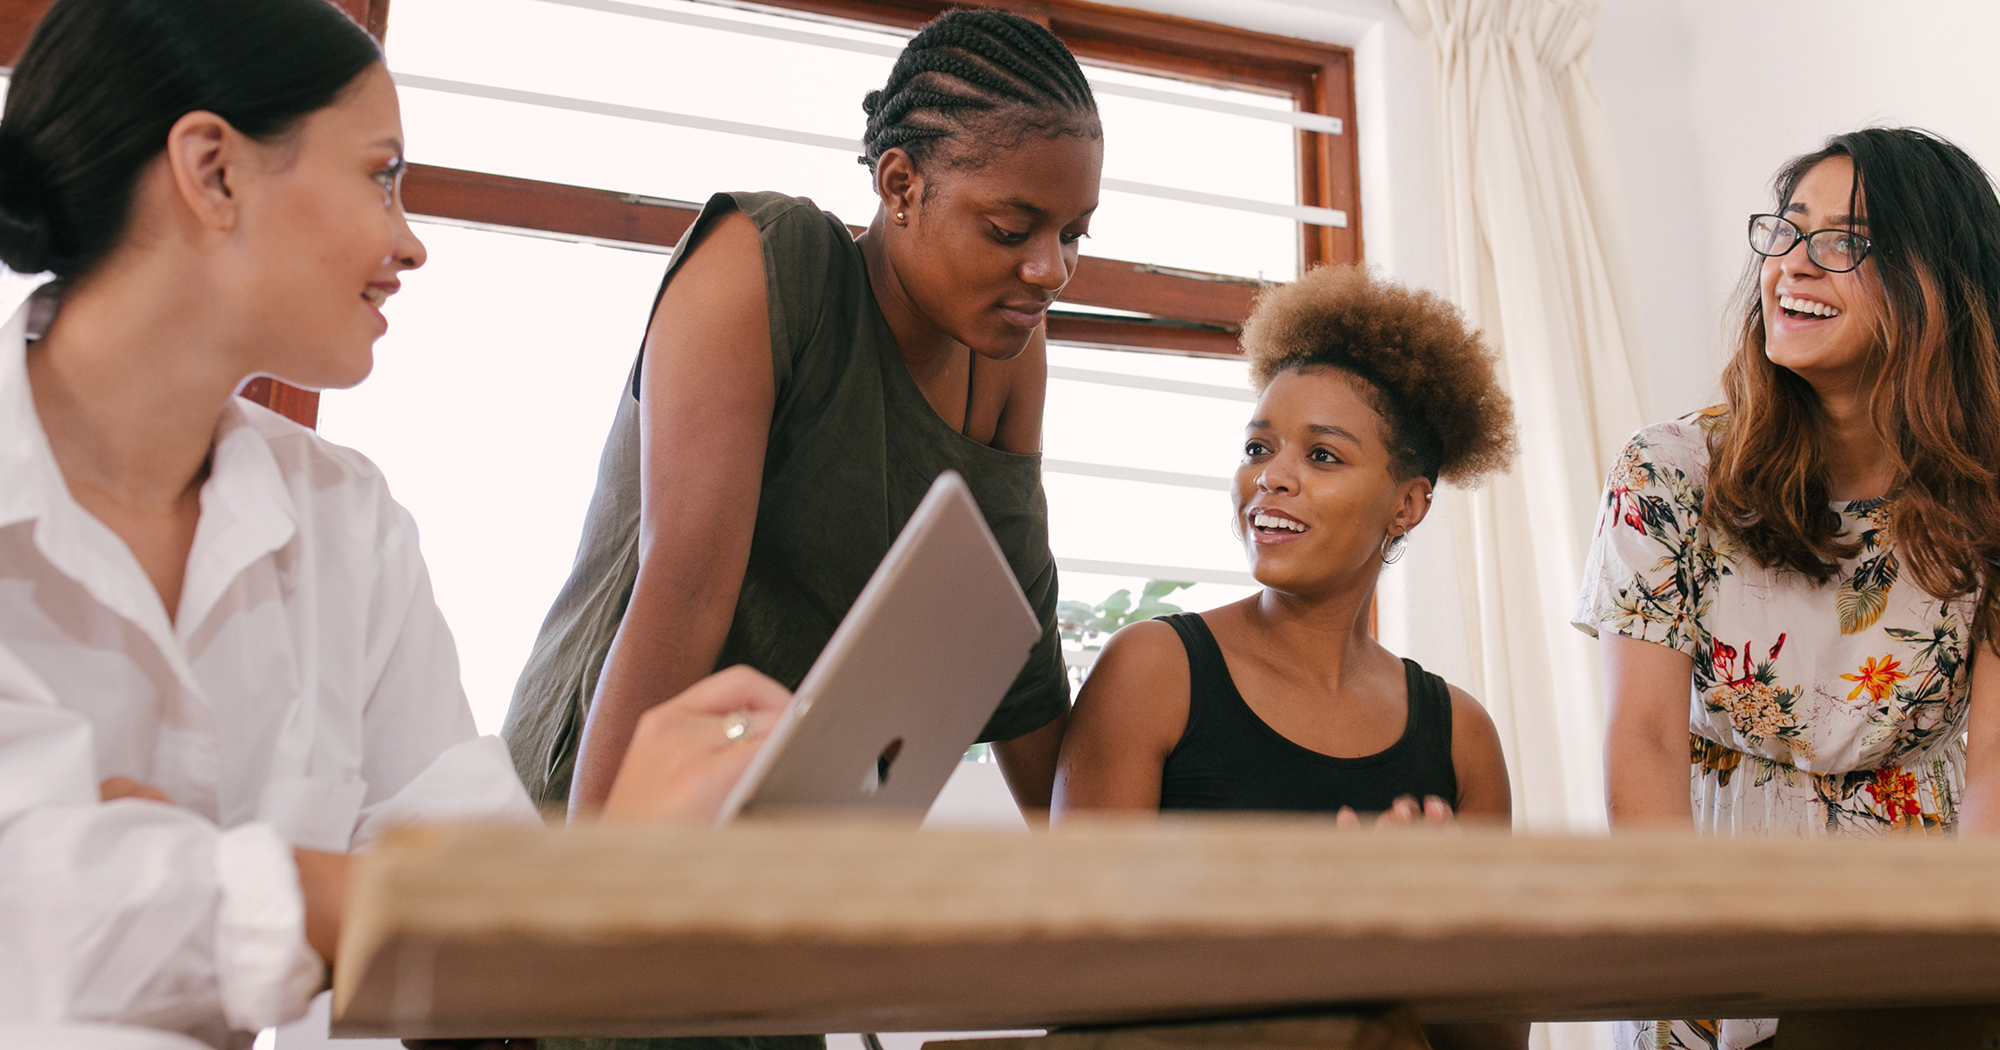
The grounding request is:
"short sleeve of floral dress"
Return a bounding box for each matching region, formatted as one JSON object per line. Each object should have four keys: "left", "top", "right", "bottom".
{"left": 1575, "top": 409, "right": 1970, "bottom": 836}
{"left": 1573, "top": 410, "right": 1975, "bottom": 1050}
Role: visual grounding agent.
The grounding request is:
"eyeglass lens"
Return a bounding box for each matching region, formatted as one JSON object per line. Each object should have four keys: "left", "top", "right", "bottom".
{"left": 1747, "top": 214, "right": 1867, "bottom": 272}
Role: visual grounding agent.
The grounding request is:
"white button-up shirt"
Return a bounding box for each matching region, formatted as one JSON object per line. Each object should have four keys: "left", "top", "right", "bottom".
{"left": 0, "top": 290, "right": 537, "bottom": 1048}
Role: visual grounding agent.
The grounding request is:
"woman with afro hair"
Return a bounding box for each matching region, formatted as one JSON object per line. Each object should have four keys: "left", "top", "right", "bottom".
{"left": 1052, "top": 265, "right": 1524, "bottom": 1047}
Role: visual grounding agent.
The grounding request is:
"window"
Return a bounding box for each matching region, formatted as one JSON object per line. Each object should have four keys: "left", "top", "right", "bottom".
{"left": 383, "top": 0, "right": 1333, "bottom": 283}
{"left": 1041, "top": 343, "right": 1259, "bottom": 687}
{"left": 369, "top": 0, "right": 1359, "bottom": 359}
{"left": 0, "top": 0, "right": 1360, "bottom": 729}
{"left": 315, "top": 223, "right": 666, "bottom": 727}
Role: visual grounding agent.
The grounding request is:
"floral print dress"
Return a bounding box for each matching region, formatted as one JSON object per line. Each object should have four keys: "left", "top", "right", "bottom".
{"left": 1572, "top": 412, "right": 1974, "bottom": 1050}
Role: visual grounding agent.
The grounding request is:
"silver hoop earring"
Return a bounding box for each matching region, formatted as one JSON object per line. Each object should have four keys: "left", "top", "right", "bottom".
{"left": 1381, "top": 532, "right": 1409, "bottom": 565}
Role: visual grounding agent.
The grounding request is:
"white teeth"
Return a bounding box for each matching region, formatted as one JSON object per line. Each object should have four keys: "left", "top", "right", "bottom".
{"left": 1778, "top": 294, "right": 1839, "bottom": 318}
{"left": 1253, "top": 513, "right": 1306, "bottom": 533}
{"left": 362, "top": 287, "right": 388, "bottom": 307}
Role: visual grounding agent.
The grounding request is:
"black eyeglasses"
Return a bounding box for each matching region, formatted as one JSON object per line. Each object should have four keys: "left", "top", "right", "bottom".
{"left": 1747, "top": 213, "right": 1872, "bottom": 273}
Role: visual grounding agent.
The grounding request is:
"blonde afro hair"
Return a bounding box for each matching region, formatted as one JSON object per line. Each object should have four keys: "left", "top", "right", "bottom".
{"left": 1239, "top": 264, "right": 1517, "bottom": 486}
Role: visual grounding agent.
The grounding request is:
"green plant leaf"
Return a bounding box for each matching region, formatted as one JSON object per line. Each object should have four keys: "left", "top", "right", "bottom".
{"left": 1099, "top": 589, "right": 1133, "bottom": 618}
{"left": 1058, "top": 581, "right": 1198, "bottom": 645}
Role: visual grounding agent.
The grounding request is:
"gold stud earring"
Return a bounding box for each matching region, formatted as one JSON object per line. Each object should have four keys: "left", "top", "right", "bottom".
{"left": 895, "top": 211, "right": 907, "bottom": 223}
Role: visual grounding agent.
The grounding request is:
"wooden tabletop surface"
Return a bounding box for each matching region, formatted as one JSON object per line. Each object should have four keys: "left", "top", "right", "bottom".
{"left": 331, "top": 816, "right": 2000, "bottom": 1040}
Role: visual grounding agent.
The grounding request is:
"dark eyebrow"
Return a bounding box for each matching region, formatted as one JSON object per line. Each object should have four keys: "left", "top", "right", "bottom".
{"left": 995, "top": 197, "right": 1048, "bottom": 218}
{"left": 1307, "top": 422, "right": 1362, "bottom": 444}
{"left": 371, "top": 137, "right": 404, "bottom": 153}
{"left": 1245, "top": 419, "right": 1363, "bottom": 445}
{"left": 1780, "top": 202, "right": 1868, "bottom": 228}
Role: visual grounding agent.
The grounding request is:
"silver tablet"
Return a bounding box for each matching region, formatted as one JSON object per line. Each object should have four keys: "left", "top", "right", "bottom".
{"left": 717, "top": 470, "right": 1043, "bottom": 822}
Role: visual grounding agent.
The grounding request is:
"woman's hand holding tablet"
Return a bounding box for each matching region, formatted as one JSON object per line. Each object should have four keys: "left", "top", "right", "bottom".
{"left": 603, "top": 666, "right": 793, "bottom": 823}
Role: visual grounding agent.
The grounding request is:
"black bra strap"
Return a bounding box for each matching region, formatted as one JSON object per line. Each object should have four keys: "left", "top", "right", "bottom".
{"left": 961, "top": 346, "right": 976, "bottom": 436}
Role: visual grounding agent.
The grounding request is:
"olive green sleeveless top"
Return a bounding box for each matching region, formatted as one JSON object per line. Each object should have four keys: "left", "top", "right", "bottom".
{"left": 501, "top": 190, "right": 1069, "bottom": 807}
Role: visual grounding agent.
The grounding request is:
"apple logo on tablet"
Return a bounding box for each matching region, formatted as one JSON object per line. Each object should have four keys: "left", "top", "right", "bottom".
{"left": 861, "top": 737, "right": 905, "bottom": 796}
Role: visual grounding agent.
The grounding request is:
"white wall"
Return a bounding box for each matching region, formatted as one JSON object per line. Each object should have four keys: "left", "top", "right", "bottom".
{"left": 1593, "top": 0, "right": 1713, "bottom": 420}
{"left": 1171, "top": 0, "right": 2000, "bottom": 426}
{"left": 1594, "top": 0, "right": 2000, "bottom": 421}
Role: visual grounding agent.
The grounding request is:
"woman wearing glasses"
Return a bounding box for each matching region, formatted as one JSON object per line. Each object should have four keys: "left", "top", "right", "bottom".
{"left": 1576, "top": 127, "right": 2000, "bottom": 1049}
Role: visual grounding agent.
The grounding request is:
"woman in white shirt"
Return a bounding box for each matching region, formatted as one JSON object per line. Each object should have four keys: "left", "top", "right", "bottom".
{"left": 0, "top": 1, "right": 789, "bottom": 1046}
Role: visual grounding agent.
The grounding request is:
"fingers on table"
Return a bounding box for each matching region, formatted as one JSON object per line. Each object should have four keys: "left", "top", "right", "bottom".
{"left": 99, "top": 777, "right": 171, "bottom": 804}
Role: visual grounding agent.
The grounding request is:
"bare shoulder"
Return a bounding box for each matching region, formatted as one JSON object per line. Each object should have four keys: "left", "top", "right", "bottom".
{"left": 1442, "top": 682, "right": 1512, "bottom": 824}
{"left": 1445, "top": 683, "right": 1501, "bottom": 742}
{"left": 1056, "top": 618, "right": 1192, "bottom": 814}
{"left": 1069, "top": 619, "right": 1192, "bottom": 746}
{"left": 1082, "top": 619, "right": 1189, "bottom": 701}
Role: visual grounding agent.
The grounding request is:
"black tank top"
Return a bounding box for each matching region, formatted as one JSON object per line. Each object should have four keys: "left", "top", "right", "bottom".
{"left": 1155, "top": 613, "right": 1458, "bottom": 814}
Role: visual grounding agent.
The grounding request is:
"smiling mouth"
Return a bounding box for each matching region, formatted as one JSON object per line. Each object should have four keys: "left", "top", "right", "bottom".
{"left": 1251, "top": 511, "right": 1308, "bottom": 535}
{"left": 362, "top": 287, "right": 391, "bottom": 308}
{"left": 1778, "top": 293, "right": 1840, "bottom": 320}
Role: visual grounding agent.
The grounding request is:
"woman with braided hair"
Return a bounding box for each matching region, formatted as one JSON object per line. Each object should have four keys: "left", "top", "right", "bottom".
{"left": 502, "top": 8, "right": 1102, "bottom": 838}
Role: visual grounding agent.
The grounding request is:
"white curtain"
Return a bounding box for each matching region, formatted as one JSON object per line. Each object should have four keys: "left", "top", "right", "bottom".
{"left": 1385, "top": 4, "right": 1646, "bottom": 1048}
{"left": 1386, "top": 0, "right": 1646, "bottom": 834}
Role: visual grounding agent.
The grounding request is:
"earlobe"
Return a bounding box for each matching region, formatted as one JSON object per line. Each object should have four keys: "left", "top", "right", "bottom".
{"left": 874, "top": 148, "right": 920, "bottom": 225}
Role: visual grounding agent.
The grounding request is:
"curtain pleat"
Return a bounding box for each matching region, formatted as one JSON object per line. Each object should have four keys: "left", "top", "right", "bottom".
{"left": 1392, "top": 0, "right": 1646, "bottom": 834}
{"left": 1391, "top": 7, "right": 1646, "bottom": 1048}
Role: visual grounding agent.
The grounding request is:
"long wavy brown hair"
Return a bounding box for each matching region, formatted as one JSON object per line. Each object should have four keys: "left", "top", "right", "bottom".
{"left": 1706, "top": 127, "right": 2000, "bottom": 642}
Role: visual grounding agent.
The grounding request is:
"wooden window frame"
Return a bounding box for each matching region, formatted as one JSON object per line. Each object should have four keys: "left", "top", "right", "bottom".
{"left": 0, "top": 0, "right": 1359, "bottom": 428}
{"left": 751, "top": 0, "right": 1361, "bottom": 267}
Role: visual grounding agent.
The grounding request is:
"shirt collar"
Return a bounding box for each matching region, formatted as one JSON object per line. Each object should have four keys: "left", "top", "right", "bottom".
{"left": 175, "top": 398, "right": 300, "bottom": 635}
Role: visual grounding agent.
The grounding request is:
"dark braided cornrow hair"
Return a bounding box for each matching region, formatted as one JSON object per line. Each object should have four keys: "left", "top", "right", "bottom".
{"left": 859, "top": 8, "right": 1099, "bottom": 174}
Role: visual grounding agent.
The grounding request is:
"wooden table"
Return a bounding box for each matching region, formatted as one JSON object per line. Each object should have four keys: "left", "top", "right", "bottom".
{"left": 331, "top": 817, "right": 2000, "bottom": 1046}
